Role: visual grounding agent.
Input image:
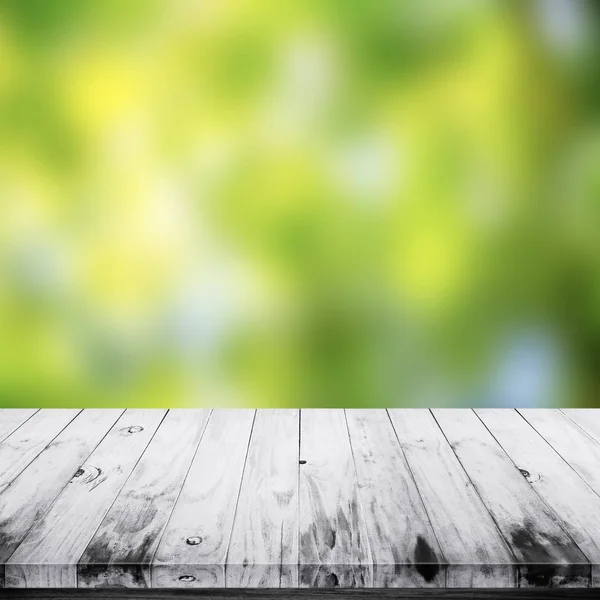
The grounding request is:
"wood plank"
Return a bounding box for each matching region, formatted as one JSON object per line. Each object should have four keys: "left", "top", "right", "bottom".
{"left": 298, "top": 409, "right": 372, "bottom": 589}
{"left": 5, "top": 410, "right": 167, "bottom": 588}
{"left": 0, "top": 409, "right": 81, "bottom": 493}
{"left": 0, "top": 410, "right": 38, "bottom": 444}
{"left": 78, "top": 409, "right": 212, "bottom": 589}
{"left": 477, "top": 408, "right": 600, "bottom": 587}
{"left": 152, "top": 410, "right": 255, "bottom": 589}
{"left": 226, "top": 410, "right": 299, "bottom": 588}
{"left": 432, "top": 409, "right": 590, "bottom": 588}
{"left": 523, "top": 409, "right": 600, "bottom": 498}
{"left": 0, "top": 409, "right": 123, "bottom": 588}
{"left": 345, "top": 410, "right": 444, "bottom": 588}
{"left": 388, "top": 409, "right": 515, "bottom": 588}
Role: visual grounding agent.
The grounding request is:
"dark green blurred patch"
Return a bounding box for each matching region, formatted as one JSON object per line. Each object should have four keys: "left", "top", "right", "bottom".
{"left": 1, "top": 0, "right": 89, "bottom": 43}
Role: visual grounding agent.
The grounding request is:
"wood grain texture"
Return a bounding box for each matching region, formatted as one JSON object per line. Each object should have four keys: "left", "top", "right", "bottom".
{"left": 5, "top": 410, "right": 167, "bottom": 588}
{"left": 298, "top": 409, "right": 372, "bottom": 589}
{"left": 477, "top": 409, "right": 600, "bottom": 587}
{"left": 433, "top": 409, "right": 590, "bottom": 589}
{"left": 152, "top": 410, "right": 256, "bottom": 589}
{"left": 388, "top": 409, "right": 515, "bottom": 588}
{"left": 562, "top": 409, "right": 600, "bottom": 447}
{"left": 0, "top": 410, "right": 38, "bottom": 444}
{"left": 0, "top": 409, "right": 81, "bottom": 492}
{"left": 78, "top": 410, "right": 212, "bottom": 589}
{"left": 226, "top": 410, "right": 299, "bottom": 588}
{"left": 0, "top": 410, "right": 123, "bottom": 588}
{"left": 521, "top": 409, "right": 600, "bottom": 498}
{"left": 345, "top": 410, "right": 444, "bottom": 588}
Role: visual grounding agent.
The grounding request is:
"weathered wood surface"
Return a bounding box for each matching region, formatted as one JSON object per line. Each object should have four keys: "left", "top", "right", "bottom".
{"left": 432, "top": 410, "right": 589, "bottom": 589}
{"left": 78, "top": 409, "right": 212, "bottom": 588}
{"left": 6, "top": 410, "right": 167, "bottom": 588}
{"left": 0, "top": 408, "right": 599, "bottom": 590}
{"left": 152, "top": 409, "right": 255, "bottom": 588}
{"left": 388, "top": 410, "right": 516, "bottom": 588}
{"left": 299, "top": 409, "right": 371, "bottom": 588}
{"left": 226, "top": 409, "right": 299, "bottom": 588}
{"left": 0, "top": 409, "right": 38, "bottom": 444}
{"left": 346, "top": 410, "right": 443, "bottom": 588}
{"left": 0, "top": 410, "right": 123, "bottom": 587}
{"left": 0, "top": 409, "right": 81, "bottom": 493}
{"left": 477, "top": 409, "right": 600, "bottom": 588}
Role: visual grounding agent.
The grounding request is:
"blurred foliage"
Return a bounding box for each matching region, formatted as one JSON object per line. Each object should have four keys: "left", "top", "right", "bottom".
{"left": 0, "top": 0, "right": 599, "bottom": 408}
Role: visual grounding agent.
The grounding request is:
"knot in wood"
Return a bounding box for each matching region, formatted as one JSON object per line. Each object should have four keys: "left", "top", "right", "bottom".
{"left": 299, "top": 460, "right": 307, "bottom": 465}
{"left": 519, "top": 467, "right": 540, "bottom": 483}
{"left": 121, "top": 425, "right": 144, "bottom": 434}
{"left": 72, "top": 464, "right": 102, "bottom": 484}
{"left": 186, "top": 536, "right": 202, "bottom": 545}
{"left": 179, "top": 575, "right": 196, "bottom": 582}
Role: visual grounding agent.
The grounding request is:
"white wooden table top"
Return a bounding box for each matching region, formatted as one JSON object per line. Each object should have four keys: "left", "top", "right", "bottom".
{"left": 0, "top": 408, "right": 599, "bottom": 590}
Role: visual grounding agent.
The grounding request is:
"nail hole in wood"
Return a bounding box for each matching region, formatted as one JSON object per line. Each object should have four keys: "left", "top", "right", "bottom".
{"left": 186, "top": 536, "right": 202, "bottom": 545}
{"left": 74, "top": 468, "right": 84, "bottom": 478}
{"left": 179, "top": 575, "right": 196, "bottom": 583}
{"left": 299, "top": 460, "right": 307, "bottom": 465}
{"left": 519, "top": 468, "right": 530, "bottom": 478}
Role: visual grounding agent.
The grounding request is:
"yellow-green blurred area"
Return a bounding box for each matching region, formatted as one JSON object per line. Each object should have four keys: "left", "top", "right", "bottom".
{"left": 1, "top": 0, "right": 599, "bottom": 408}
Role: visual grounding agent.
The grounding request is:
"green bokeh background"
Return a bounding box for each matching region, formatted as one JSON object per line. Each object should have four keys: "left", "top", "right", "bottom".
{"left": 1, "top": 1, "right": 599, "bottom": 408}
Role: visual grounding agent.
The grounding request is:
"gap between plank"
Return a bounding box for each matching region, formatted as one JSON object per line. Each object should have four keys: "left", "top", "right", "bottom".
{"left": 515, "top": 410, "right": 600, "bottom": 506}
{"left": 557, "top": 410, "right": 600, "bottom": 448}
{"left": 223, "top": 410, "right": 258, "bottom": 588}
{"left": 0, "top": 409, "right": 40, "bottom": 445}
{"left": 296, "top": 409, "right": 302, "bottom": 588}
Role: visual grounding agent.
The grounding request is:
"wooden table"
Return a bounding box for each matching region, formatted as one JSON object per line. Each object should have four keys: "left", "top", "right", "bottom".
{"left": 1, "top": 408, "right": 600, "bottom": 599}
